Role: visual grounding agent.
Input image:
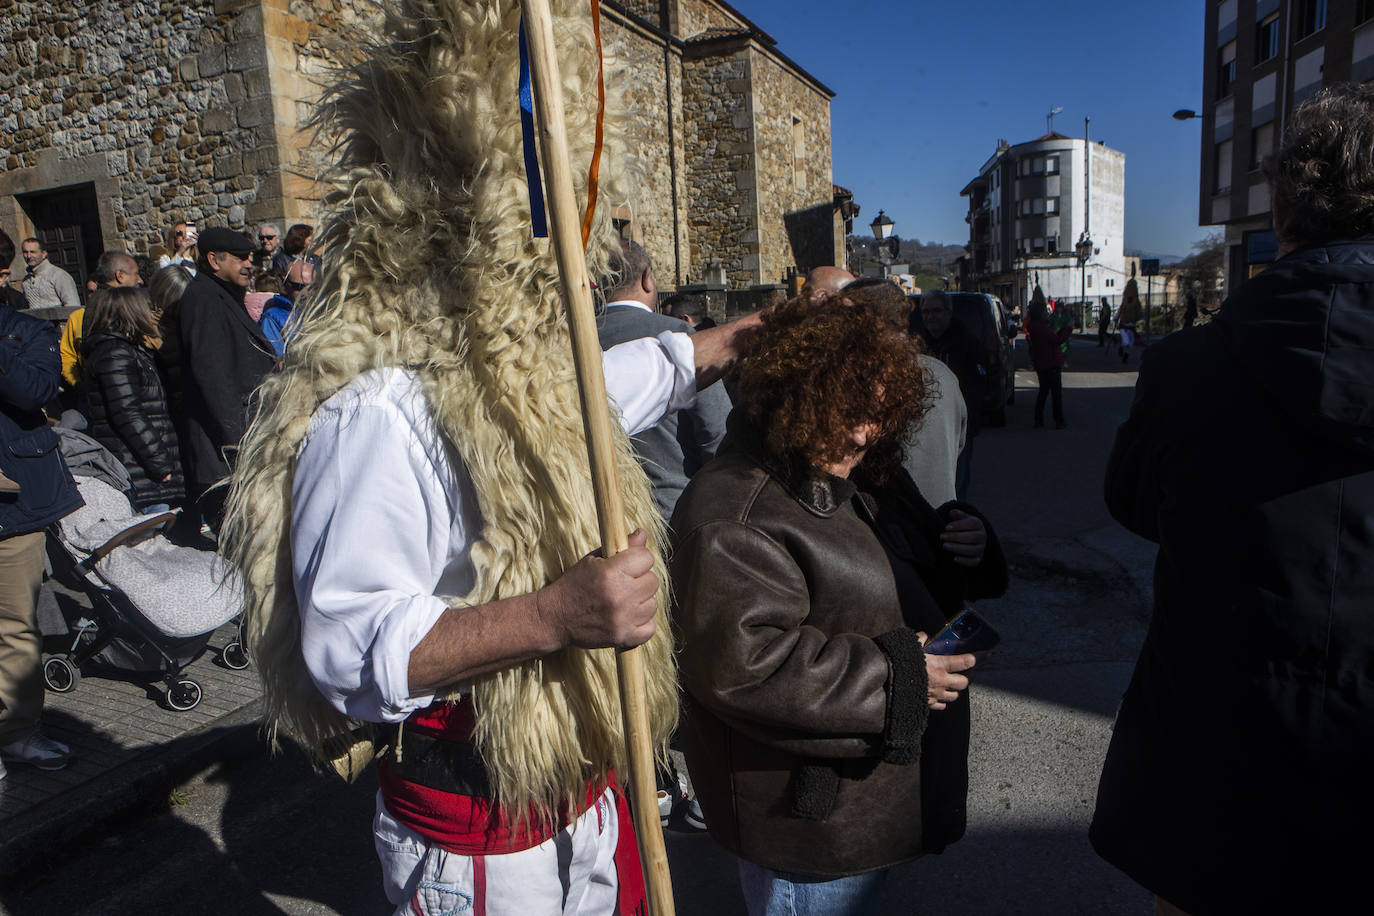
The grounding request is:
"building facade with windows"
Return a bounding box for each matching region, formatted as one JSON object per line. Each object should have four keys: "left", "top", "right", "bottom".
{"left": 959, "top": 132, "right": 1126, "bottom": 311}
{"left": 1201, "top": 0, "right": 1374, "bottom": 292}
{"left": 0, "top": 0, "right": 843, "bottom": 302}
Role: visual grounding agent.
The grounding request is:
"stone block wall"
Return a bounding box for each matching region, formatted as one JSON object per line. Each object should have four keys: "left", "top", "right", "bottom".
{"left": 677, "top": 0, "right": 750, "bottom": 39}
{"left": 750, "top": 46, "right": 835, "bottom": 282}
{"left": 0, "top": 0, "right": 378, "bottom": 270}
{"left": 603, "top": 15, "right": 690, "bottom": 286}
{"left": 682, "top": 46, "right": 759, "bottom": 287}
{"left": 0, "top": 0, "right": 270, "bottom": 256}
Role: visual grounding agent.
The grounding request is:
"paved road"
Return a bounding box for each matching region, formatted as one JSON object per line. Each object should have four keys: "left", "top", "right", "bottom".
{"left": 2, "top": 337, "right": 1159, "bottom": 915}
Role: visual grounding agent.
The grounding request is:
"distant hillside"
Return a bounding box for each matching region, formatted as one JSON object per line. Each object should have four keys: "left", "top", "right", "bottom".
{"left": 850, "top": 237, "right": 966, "bottom": 274}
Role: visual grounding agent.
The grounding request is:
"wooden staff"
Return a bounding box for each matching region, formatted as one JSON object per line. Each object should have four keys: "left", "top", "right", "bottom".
{"left": 518, "top": 0, "right": 675, "bottom": 913}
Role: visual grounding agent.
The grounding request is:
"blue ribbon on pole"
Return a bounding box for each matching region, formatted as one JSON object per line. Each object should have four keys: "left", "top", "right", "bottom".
{"left": 518, "top": 19, "right": 548, "bottom": 238}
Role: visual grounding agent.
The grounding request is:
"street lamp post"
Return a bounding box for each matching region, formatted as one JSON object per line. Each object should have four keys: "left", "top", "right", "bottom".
{"left": 1076, "top": 232, "right": 1093, "bottom": 327}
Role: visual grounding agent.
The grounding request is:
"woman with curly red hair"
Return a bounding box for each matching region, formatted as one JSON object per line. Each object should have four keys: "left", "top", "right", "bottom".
{"left": 671, "top": 294, "right": 1006, "bottom": 915}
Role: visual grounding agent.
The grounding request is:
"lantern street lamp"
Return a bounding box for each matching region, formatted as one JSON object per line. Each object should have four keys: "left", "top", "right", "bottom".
{"left": 1172, "top": 109, "right": 1200, "bottom": 121}
{"left": 869, "top": 210, "right": 897, "bottom": 274}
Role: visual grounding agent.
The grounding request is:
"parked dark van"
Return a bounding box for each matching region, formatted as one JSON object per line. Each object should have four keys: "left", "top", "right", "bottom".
{"left": 910, "top": 291, "right": 1017, "bottom": 425}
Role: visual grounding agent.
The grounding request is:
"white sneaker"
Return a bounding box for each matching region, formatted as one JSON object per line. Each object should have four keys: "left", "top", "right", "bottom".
{"left": 0, "top": 731, "right": 71, "bottom": 771}
{"left": 657, "top": 789, "right": 673, "bottom": 826}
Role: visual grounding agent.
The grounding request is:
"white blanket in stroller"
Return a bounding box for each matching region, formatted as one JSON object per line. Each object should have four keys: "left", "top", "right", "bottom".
{"left": 60, "top": 478, "right": 243, "bottom": 639}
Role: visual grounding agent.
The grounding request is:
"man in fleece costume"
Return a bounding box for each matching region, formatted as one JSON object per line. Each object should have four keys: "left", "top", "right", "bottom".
{"left": 222, "top": 1, "right": 755, "bottom": 912}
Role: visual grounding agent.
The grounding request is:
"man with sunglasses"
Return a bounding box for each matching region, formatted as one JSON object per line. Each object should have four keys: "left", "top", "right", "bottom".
{"left": 253, "top": 223, "right": 280, "bottom": 269}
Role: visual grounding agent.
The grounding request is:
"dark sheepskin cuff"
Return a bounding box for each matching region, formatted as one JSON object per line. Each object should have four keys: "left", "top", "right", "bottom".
{"left": 874, "top": 627, "right": 929, "bottom": 765}
{"left": 789, "top": 763, "right": 841, "bottom": 821}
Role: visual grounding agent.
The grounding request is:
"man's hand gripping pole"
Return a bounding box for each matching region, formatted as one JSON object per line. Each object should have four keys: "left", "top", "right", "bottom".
{"left": 519, "top": 0, "right": 675, "bottom": 912}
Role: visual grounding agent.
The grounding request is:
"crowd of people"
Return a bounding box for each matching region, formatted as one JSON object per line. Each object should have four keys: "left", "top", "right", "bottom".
{"left": 4, "top": 70, "right": 1374, "bottom": 916}
{"left": 0, "top": 220, "right": 317, "bottom": 778}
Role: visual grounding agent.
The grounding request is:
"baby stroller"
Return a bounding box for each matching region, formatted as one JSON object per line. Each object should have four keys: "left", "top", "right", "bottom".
{"left": 43, "top": 472, "right": 248, "bottom": 712}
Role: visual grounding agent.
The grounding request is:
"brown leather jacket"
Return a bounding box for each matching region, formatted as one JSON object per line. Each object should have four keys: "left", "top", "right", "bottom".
{"left": 670, "top": 421, "right": 932, "bottom": 877}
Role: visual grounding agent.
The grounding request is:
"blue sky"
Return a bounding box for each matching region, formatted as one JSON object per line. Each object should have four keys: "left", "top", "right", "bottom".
{"left": 742, "top": 0, "right": 1212, "bottom": 259}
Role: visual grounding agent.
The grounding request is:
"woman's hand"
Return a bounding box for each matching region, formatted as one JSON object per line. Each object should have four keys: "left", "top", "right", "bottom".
{"left": 917, "top": 632, "right": 976, "bottom": 710}
{"left": 941, "top": 509, "right": 986, "bottom": 567}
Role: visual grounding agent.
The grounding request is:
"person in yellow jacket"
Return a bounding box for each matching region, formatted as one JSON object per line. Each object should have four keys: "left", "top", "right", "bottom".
{"left": 58, "top": 307, "right": 83, "bottom": 388}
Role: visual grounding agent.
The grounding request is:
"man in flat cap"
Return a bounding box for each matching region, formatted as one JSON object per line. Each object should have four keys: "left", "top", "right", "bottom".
{"left": 173, "top": 226, "right": 277, "bottom": 535}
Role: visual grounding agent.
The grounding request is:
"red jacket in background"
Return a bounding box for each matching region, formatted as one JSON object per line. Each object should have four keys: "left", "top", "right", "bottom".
{"left": 1026, "top": 317, "right": 1073, "bottom": 370}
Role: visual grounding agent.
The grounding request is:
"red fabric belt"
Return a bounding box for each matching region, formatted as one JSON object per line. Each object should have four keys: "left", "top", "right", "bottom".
{"left": 378, "top": 696, "right": 649, "bottom": 916}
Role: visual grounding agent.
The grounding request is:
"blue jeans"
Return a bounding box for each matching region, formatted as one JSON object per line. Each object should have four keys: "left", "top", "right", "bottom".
{"left": 737, "top": 859, "right": 887, "bottom": 916}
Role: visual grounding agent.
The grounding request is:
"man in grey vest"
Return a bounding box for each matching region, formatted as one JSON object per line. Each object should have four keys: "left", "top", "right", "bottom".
{"left": 597, "top": 240, "right": 732, "bottom": 522}
{"left": 596, "top": 239, "right": 730, "bottom": 831}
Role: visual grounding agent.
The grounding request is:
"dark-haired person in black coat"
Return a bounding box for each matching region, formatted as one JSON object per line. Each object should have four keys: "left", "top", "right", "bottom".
{"left": 172, "top": 227, "right": 276, "bottom": 533}
{"left": 81, "top": 286, "right": 184, "bottom": 510}
{"left": 1090, "top": 84, "right": 1374, "bottom": 915}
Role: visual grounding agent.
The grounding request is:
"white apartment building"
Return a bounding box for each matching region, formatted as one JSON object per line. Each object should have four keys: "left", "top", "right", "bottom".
{"left": 960, "top": 132, "right": 1126, "bottom": 311}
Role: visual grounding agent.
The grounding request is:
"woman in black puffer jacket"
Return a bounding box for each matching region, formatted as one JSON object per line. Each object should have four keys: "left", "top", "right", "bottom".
{"left": 82, "top": 286, "right": 184, "bottom": 509}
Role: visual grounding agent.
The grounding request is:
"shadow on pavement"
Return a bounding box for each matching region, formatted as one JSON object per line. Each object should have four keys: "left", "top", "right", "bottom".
{"left": 2, "top": 726, "right": 386, "bottom": 915}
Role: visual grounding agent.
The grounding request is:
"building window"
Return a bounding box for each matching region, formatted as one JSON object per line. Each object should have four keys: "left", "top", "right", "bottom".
{"left": 1217, "top": 41, "right": 1237, "bottom": 99}
{"left": 1032, "top": 198, "right": 1045, "bottom": 215}
{"left": 791, "top": 116, "right": 804, "bottom": 190}
{"left": 1047, "top": 197, "right": 1060, "bottom": 215}
{"left": 1256, "top": 14, "right": 1280, "bottom": 62}
{"left": 1250, "top": 121, "right": 1274, "bottom": 169}
{"left": 1086, "top": 274, "right": 1094, "bottom": 287}
{"left": 1032, "top": 237, "right": 1045, "bottom": 252}
{"left": 1047, "top": 236, "right": 1058, "bottom": 253}
{"left": 1033, "top": 157, "right": 1045, "bottom": 173}
{"left": 1295, "top": 0, "right": 1326, "bottom": 40}
{"left": 1046, "top": 155, "right": 1059, "bottom": 174}
{"left": 1215, "top": 139, "right": 1234, "bottom": 194}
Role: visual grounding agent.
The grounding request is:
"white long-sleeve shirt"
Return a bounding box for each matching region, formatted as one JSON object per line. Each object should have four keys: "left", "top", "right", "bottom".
{"left": 291, "top": 331, "right": 698, "bottom": 723}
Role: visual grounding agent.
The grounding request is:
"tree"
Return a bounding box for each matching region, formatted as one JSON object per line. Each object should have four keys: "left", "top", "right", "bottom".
{"left": 1175, "top": 232, "right": 1226, "bottom": 305}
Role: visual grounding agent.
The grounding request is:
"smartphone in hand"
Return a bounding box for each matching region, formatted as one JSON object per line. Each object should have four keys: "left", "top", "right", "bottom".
{"left": 924, "top": 608, "right": 1000, "bottom": 655}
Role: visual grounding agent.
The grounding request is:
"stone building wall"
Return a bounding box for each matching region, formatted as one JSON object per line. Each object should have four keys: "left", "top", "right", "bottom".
{"left": 0, "top": 0, "right": 267, "bottom": 258}
{"left": 257, "top": 0, "right": 378, "bottom": 228}
{"left": 677, "top": 0, "right": 750, "bottom": 39}
{"left": 682, "top": 46, "right": 759, "bottom": 287}
{"left": 602, "top": 14, "right": 689, "bottom": 286}
{"left": 750, "top": 46, "right": 835, "bottom": 283}
{"left": 1, "top": 0, "right": 836, "bottom": 299}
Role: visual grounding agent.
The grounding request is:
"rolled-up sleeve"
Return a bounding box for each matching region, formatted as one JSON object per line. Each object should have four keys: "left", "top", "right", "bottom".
{"left": 291, "top": 392, "right": 453, "bottom": 722}
{"left": 604, "top": 331, "right": 697, "bottom": 435}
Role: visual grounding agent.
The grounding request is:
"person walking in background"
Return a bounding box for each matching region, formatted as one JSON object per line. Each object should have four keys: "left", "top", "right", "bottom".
{"left": 1115, "top": 279, "right": 1142, "bottom": 364}
{"left": 1181, "top": 292, "right": 1198, "bottom": 330}
{"left": 1025, "top": 289, "right": 1074, "bottom": 429}
{"left": 20, "top": 237, "right": 80, "bottom": 311}
{"left": 271, "top": 223, "right": 315, "bottom": 276}
{"left": 247, "top": 269, "right": 294, "bottom": 357}
{"left": 80, "top": 287, "right": 184, "bottom": 511}
{"left": 918, "top": 289, "right": 986, "bottom": 500}
{"left": 1090, "top": 84, "right": 1374, "bottom": 914}
{"left": 57, "top": 250, "right": 143, "bottom": 412}
{"left": 1097, "top": 298, "right": 1112, "bottom": 347}
{"left": 157, "top": 221, "right": 198, "bottom": 273}
{"left": 174, "top": 227, "right": 277, "bottom": 534}
{"left": 253, "top": 223, "right": 280, "bottom": 269}
{"left": 1, "top": 291, "right": 83, "bottom": 778}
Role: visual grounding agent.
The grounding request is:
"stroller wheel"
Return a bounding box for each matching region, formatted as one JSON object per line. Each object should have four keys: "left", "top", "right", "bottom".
{"left": 43, "top": 656, "right": 80, "bottom": 693}
{"left": 222, "top": 641, "right": 250, "bottom": 670}
{"left": 167, "top": 679, "right": 202, "bottom": 712}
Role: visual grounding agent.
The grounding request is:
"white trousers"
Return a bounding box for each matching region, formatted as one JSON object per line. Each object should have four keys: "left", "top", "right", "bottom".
{"left": 374, "top": 788, "right": 622, "bottom": 915}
